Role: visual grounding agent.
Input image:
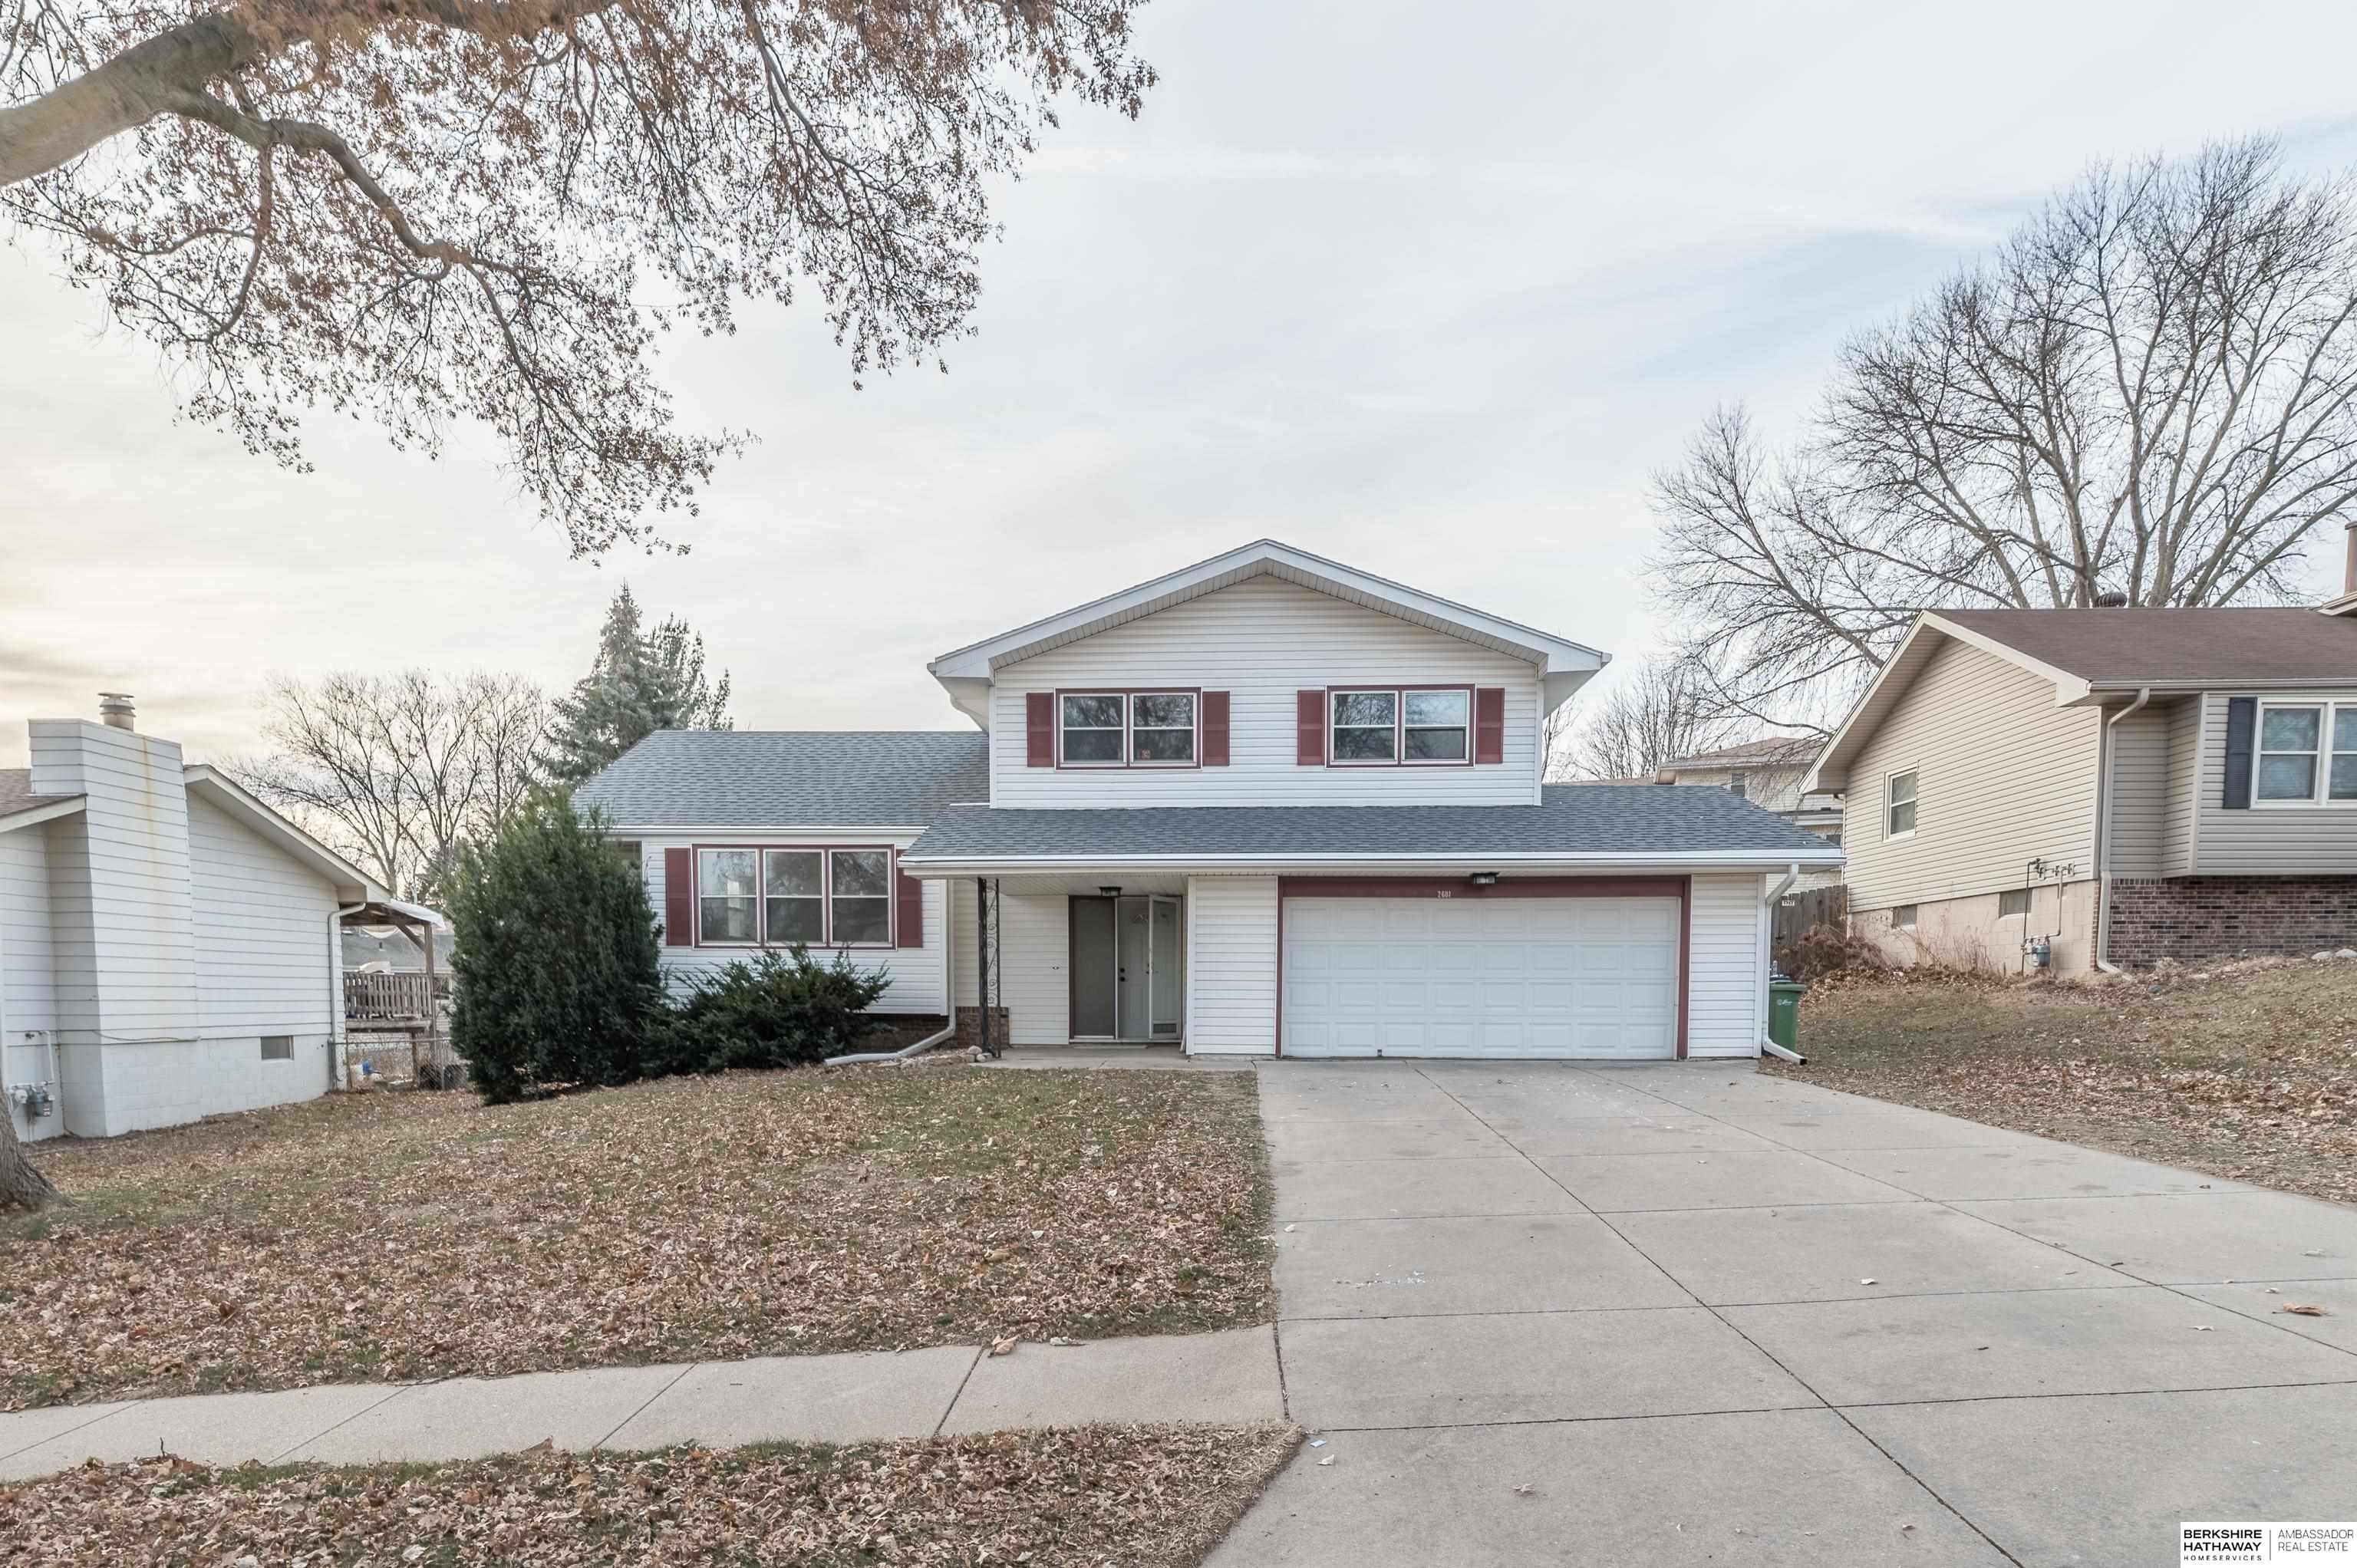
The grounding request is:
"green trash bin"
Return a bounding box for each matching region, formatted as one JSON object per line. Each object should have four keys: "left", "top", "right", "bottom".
{"left": 1767, "top": 975, "right": 1805, "bottom": 1052}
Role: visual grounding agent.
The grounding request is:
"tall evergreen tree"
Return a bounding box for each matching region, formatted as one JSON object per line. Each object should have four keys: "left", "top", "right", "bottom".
{"left": 542, "top": 586, "right": 733, "bottom": 782}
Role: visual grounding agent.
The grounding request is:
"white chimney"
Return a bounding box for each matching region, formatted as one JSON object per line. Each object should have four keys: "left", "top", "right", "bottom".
{"left": 97, "top": 692, "right": 136, "bottom": 731}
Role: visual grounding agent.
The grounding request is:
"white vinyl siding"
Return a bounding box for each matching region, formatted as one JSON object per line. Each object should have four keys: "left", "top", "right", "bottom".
{"left": 2193, "top": 690, "right": 2357, "bottom": 875}
{"left": 186, "top": 794, "right": 338, "bottom": 1043}
{"left": 1185, "top": 875, "right": 1277, "bottom": 1054}
{"left": 635, "top": 832, "right": 952, "bottom": 1013}
{"left": 1840, "top": 639, "right": 2101, "bottom": 913}
{"left": 1686, "top": 872, "right": 1765, "bottom": 1058}
{"left": 0, "top": 824, "right": 60, "bottom": 1141}
{"left": 988, "top": 577, "right": 1541, "bottom": 807}
{"left": 999, "top": 892, "right": 1070, "bottom": 1046}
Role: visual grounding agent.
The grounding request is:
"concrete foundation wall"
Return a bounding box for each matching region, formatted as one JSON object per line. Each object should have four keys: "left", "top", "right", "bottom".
{"left": 1858, "top": 880, "right": 2098, "bottom": 977}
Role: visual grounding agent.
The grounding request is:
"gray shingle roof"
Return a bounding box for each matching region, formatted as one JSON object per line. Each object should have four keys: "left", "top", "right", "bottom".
{"left": 574, "top": 732, "right": 991, "bottom": 828}
{"left": 0, "top": 769, "right": 78, "bottom": 820}
{"left": 1936, "top": 607, "right": 2357, "bottom": 686}
{"left": 902, "top": 785, "right": 1841, "bottom": 861}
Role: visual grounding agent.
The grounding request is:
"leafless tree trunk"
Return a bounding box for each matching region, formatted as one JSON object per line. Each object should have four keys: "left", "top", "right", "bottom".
{"left": 233, "top": 670, "right": 545, "bottom": 900}
{"left": 1654, "top": 139, "right": 2357, "bottom": 726}
{"left": 0, "top": 1111, "right": 65, "bottom": 1212}
{"left": 1552, "top": 658, "right": 1745, "bottom": 782}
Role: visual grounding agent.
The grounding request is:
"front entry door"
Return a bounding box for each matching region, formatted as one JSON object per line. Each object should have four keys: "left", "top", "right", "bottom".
{"left": 1069, "top": 898, "right": 1118, "bottom": 1038}
{"left": 1069, "top": 894, "right": 1183, "bottom": 1043}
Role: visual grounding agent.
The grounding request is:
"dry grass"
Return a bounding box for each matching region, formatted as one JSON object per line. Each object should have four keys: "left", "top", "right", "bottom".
{"left": 1771, "top": 957, "right": 2357, "bottom": 1204}
{"left": 0, "top": 1067, "right": 1274, "bottom": 1411}
{"left": 0, "top": 1423, "right": 1303, "bottom": 1567}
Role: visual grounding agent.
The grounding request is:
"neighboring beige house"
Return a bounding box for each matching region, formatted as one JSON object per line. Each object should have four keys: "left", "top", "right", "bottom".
{"left": 1654, "top": 737, "right": 1844, "bottom": 887}
{"left": 1805, "top": 584, "right": 2357, "bottom": 976}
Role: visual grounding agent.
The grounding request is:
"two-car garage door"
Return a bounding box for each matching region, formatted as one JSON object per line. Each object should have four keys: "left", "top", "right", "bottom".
{"left": 1281, "top": 895, "right": 1680, "bottom": 1059}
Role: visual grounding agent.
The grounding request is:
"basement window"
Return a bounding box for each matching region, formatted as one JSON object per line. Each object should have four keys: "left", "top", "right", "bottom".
{"left": 1891, "top": 905, "right": 1918, "bottom": 930}
{"left": 259, "top": 1036, "right": 294, "bottom": 1061}
{"left": 1998, "top": 888, "right": 2032, "bottom": 917}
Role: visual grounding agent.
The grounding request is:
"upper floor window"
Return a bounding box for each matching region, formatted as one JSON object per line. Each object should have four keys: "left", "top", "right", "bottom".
{"left": 1886, "top": 769, "right": 1918, "bottom": 838}
{"left": 1059, "top": 691, "right": 1196, "bottom": 767}
{"left": 2257, "top": 702, "right": 2357, "bottom": 804}
{"left": 1330, "top": 687, "right": 1471, "bottom": 766}
{"left": 1727, "top": 771, "right": 1748, "bottom": 800}
{"left": 698, "top": 846, "right": 893, "bottom": 947}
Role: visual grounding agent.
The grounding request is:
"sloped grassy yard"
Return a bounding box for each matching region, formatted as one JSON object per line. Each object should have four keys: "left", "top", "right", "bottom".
{"left": 0, "top": 1424, "right": 1302, "bottom": 1568}
{"left": 0, "top": 1066, "right": 1273, "bottom": 1411}
{"left": 1772, "top": 959, "right": 2357, "bottom": 1206}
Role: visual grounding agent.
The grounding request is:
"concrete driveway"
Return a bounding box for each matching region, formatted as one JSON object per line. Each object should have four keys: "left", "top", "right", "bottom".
{"left": 1214, "top": 1061, "right": 2357, "bottom": 1568}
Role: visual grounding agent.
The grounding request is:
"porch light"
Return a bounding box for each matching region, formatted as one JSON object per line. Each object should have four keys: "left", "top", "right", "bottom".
{"left": 1468, "top": 871, "right": 1499, "bottom": 887}
{"left": 1098, "top": 885, "right": 1122, "bottom": 897}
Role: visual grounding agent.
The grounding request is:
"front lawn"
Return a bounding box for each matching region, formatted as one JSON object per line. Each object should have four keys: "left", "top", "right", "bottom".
{"left": 0, "top": 1424, "right": 1301, "bottom": 1567}
{"left": 1772, "top": 959, "right": 2357, "bottom": 1205}
{"left": 0, "top": 1066, "right": 1273, "bottom": 1410}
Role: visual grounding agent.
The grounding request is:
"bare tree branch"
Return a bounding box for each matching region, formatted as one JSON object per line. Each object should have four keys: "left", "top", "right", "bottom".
{"left": 1652, "top": 140, "right": 2357, "bottom": 728}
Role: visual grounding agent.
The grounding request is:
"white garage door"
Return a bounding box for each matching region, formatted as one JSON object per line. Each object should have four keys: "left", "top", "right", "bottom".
{"left": 1282, "top": 896, "right": 1680, "bottom": 1059}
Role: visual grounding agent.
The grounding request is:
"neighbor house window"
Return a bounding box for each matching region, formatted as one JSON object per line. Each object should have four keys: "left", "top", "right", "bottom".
{"left": 1330, "top": 687, "right": 1472, "bottom": 765}
{"left": 2255, "top": 702, "right": 2357, "bottom": 804}
{"left": 1998, "top": 888, "right": 2032, "bottom": 917}
{"left": 1728, "top": 771, "right": 1748, "bottom": 800}
{"left": 1892, "top": 904, "right": 1918, "bottom": 929}
{"left": 697, "top": 847, "right": 894, "bottom": 947}
{"left": 1886, "top": 770, "right": 1918, "bottom": 838}
{"left": 1059, "top": 691, "right": 1197, "bottom": 766}
{"left": 259, "top": 1035, "right": 293, "bottom": 1061}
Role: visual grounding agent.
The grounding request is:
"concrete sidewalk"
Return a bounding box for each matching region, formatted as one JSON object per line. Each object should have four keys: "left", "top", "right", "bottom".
{"left": 0, "top": 1325, "right": 1281, "bottom": 1479}
{"left": 1216, "top": 1059, "right": 2357, "bottom": 1568}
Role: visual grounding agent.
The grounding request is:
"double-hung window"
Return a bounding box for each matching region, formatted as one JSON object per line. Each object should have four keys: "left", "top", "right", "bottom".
{"left": 1330, "top": 687, "right": 1471, "bottom": 765}
{"left": 1886, "top": 770, "right": 1918, "bottom": 838}
{"left": 2256, "top": 703, "right": 2357, "bottom": 804}
{"left": 697, "top": 846, "right": 893, "bottom": 946}
{"left": 1058, "top": 691, "right": 1197, "bottom": 766}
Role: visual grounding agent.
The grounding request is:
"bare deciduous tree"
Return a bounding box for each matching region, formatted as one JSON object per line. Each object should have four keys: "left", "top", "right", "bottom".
{"left": 1549, "top": 658, "right": 1742, "bottom": 782}
{"left": 1655, "top": 139, "right": 2357, "bottom": 725}
{"left": 236, "top": 670, "right": 545, "bottom": 900}
{"left": 0, "top": 0, "right": 1153, "bottom": 554}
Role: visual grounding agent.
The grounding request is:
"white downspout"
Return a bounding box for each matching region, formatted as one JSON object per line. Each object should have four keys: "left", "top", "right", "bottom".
{"left": 2094, "top": 688, "right": 2152, "bottom": 976}
{"left": 1759, "top": 864, "right": 1805, "bottom": 1062}
{"left": 827, "top": 878, "right": 958, "bottom": 1066}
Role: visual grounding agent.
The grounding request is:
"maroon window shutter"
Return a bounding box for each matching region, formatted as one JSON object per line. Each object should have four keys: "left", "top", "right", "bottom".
{"left": 1296, "top": 690, "right": 1326, "bottom": 765}
{"left": 1202, "top": 691, "right": 1231, "bottom": 766}
{"left": 663, "top": 848, "right": 694, "bottom": 946}
{"left": 1026, "top": 691, "right": 1055, "bottom": 766}
{"left": 1474, "top": 687, "right": 1506, "bottom": 765}
{"left": 895, "top": 864, "right": 923, "bottom": 947}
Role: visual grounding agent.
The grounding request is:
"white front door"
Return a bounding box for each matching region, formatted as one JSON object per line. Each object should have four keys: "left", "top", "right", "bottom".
{"left": 1281, "top": 896, "right": 1680, "bottom": 1059}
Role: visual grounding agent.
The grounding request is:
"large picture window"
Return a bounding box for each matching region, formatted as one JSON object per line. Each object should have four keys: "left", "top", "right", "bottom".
{"left": 2256, "top": 702, "right": 2357, "bottom": 804}
{"left": 1330, "top": 687, "right": 1472, "bottom": 766}
{"left": 697, "top": 846, "right": 894, "bottom": 946}
{"left": 1058, "top": 690, "right": 1198, "bottom": 767}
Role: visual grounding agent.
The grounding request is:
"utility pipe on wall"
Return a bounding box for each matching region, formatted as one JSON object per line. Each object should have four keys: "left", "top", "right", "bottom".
{"left": 2093, "top": 688, "right": 2152, "bottom": 976}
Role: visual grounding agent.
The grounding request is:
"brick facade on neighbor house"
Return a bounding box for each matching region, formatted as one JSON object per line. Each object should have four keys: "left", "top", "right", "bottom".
{"left": 2105, "top": 877, "right": 2357, "bottom": 967}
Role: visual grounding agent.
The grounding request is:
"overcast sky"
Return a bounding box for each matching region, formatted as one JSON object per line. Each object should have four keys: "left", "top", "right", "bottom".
{"left": 8, "top": 0, "right": 2357, "bottom": 769}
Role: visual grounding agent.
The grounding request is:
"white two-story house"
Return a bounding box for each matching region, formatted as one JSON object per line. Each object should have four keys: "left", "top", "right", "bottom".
{"left": 575, "top": 542, "right": 1842, "bottom": 1060}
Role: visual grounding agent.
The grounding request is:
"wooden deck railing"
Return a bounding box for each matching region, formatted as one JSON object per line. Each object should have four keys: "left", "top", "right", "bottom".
{"left": 344, "top": 971, "right": 438, "bottom": 1022}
